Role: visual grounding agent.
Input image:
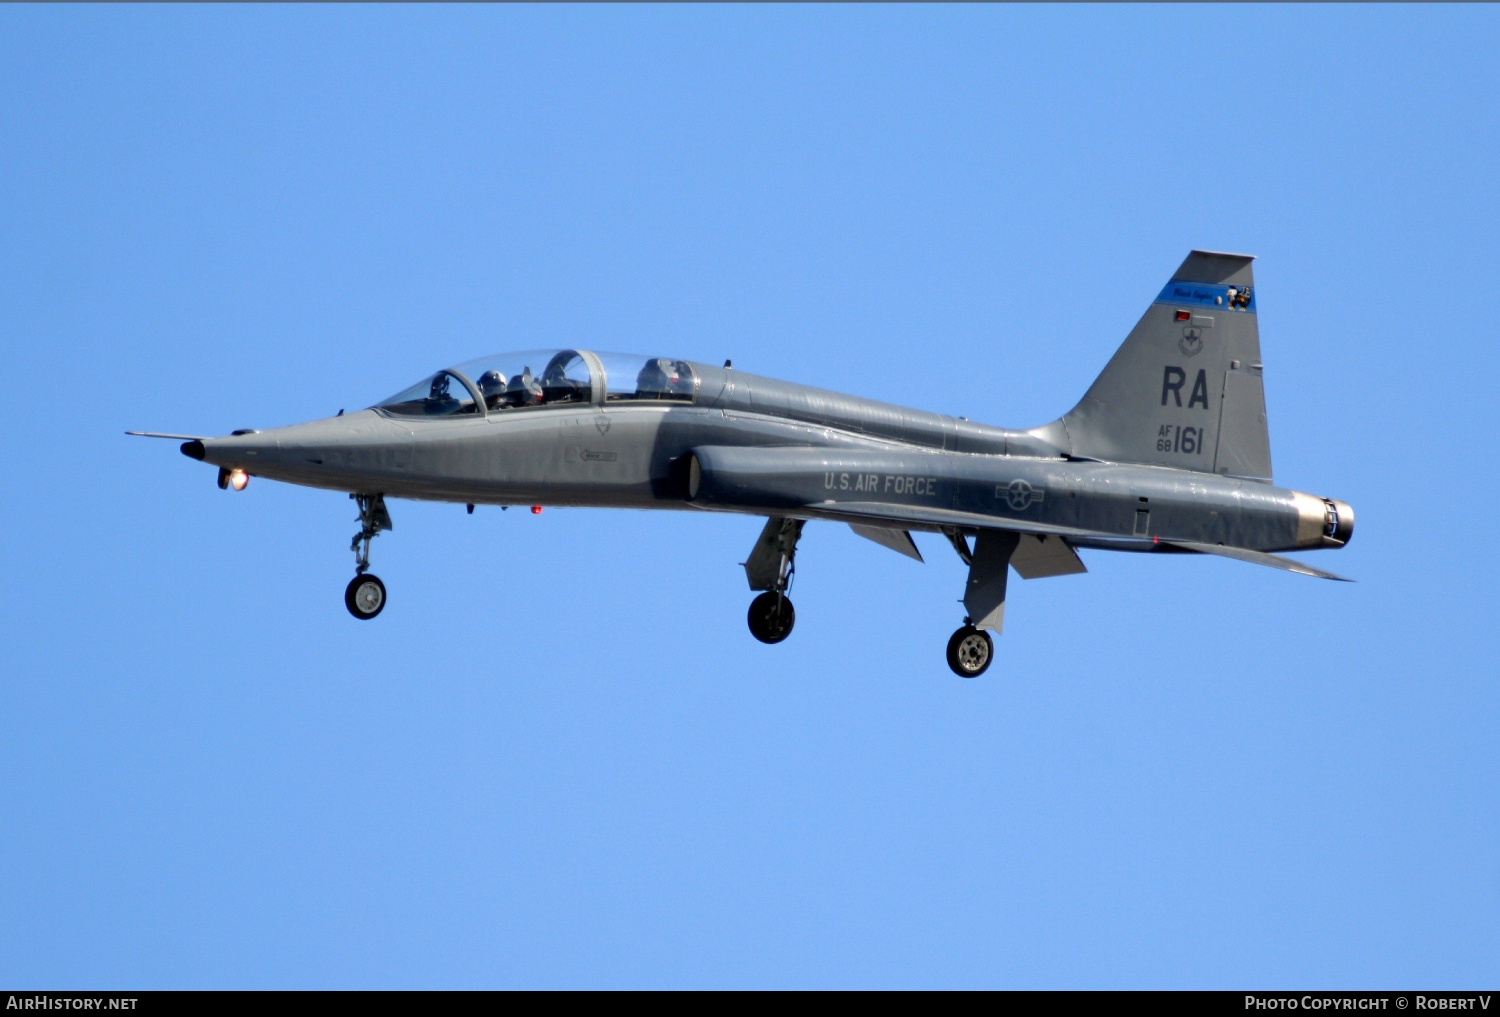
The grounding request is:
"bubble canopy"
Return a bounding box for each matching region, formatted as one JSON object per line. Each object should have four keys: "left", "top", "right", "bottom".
{"left": 373, "top": 350, "right": 696, "bottom": 416}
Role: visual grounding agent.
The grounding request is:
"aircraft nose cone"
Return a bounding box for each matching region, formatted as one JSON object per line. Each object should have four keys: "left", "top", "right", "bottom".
{"left": 181, "top": 440, "right": 205, "bottom": 460}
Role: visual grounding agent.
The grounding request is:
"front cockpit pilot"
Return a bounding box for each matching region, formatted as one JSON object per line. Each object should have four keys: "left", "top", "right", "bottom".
{"left": 477, "top": 370, "right": 508, "bottom": 410}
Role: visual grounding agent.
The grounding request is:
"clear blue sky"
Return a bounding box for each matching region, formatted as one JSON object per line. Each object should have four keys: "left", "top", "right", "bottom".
{"left": 2, "top": 4, "right": 1497, "bottom": 989}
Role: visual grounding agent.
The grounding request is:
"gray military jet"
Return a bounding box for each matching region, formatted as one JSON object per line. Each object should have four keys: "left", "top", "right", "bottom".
{"left": 132, "top": 251, "right": 1353, "bottom": 677}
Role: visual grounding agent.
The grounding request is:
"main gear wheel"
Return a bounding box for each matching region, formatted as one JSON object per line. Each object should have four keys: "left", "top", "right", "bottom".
{"left": 945, "top": 625, "right": 993, "bottom": 678}
{"left": 747, "top": 592, "right": 795, "bottom": 644}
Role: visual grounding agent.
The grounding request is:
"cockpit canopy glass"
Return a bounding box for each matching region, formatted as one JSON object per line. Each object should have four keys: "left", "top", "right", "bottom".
{"left": 595, "top": 353, "right": 696, "bottom": 402}
{"left": 374, "top": 370, "right": 479, "bottom": 417}
{"left": 449, "top": 350, "right": 592, "bottom": 411}
{"left": 374, "top": 349, "right": 697, "bottom": 417}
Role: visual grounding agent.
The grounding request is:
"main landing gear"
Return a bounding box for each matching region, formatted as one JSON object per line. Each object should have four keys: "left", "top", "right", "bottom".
{"left": 345, "top": 493, "right": 393, "bottom": 620}
{"left": 734, "top": 518, "right": 1014, "bottom": 677}
{"left": 744, "top": 516, "right": 803, "bottom": 644}
{"left": 941, "top": 527, "right": 1016, "bottom": 678}
{"left": 748, "top": 591, "right": 795, "bottom": 644}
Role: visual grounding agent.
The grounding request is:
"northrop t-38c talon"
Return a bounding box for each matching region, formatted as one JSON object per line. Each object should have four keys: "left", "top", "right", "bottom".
{"left": 132, "top": 251, "right": 1353, "bottom": 677}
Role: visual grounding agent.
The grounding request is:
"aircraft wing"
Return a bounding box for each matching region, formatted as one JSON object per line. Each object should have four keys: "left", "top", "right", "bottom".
{"left": 848, "top": 523, "right": 924, "bottom": 562}
{"left": 810, "top": 498, "right": 1104, "bottom": 541}
{"left": 820, "top": 502, "right": 1348, "bottom": 581}
{"left": 1157, "top": 540, "right": 1352, "bottom": 581}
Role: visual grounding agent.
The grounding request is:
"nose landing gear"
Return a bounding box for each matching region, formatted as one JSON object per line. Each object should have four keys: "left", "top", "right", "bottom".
{"left": 346, "top": 573, "right": 386, "bottom": 620}
{"left": 345, "top": 493, "right": 392, "bottom": 620}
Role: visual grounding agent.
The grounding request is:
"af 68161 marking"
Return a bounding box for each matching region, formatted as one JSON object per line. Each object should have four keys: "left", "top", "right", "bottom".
{"left": 1157, "top": 423, "right": 1206, "bottom": 454}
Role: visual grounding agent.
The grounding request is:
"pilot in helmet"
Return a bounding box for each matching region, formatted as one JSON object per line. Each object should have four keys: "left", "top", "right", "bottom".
{"left": 477, "top": 369, "right": 508, "bottom": 406}
{"left": 427, "top": 373, "right": 458, "bottom": 411}
{"left": 507, "top": 366, "right": 543, "bottom": 405}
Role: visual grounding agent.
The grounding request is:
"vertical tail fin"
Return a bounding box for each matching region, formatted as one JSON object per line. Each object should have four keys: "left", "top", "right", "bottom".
{"left": 1033, "top": 250, "right": 1273, "bottom": 482}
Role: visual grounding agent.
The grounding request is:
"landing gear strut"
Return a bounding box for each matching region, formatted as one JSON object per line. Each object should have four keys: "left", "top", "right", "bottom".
{"left": 345, "top": 493, "right": 392, "bottom": 620}
{"left": 744, "top": 516, "right": 804, "bottom": 644}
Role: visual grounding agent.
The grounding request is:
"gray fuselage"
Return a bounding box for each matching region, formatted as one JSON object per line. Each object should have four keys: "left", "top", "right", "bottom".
{"left": 186, "top": 359, "right": 1346, "bottom": 556}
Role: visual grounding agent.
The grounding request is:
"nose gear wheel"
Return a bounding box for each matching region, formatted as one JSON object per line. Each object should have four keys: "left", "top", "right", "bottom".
{"left": 345, "top": 573, "right": 387, "bottom": 620}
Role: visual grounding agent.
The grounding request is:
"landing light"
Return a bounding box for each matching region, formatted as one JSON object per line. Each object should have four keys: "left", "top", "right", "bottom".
{"left": 229, "top": 469, "right": 250, "bottom": 491}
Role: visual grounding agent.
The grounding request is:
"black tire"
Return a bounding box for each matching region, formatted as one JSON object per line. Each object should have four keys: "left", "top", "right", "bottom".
{"left": 345, "top": 573, "right": 387, "bottom": 620}
{"left": 747, "top": 592, "right": 795, "bottom": 644}
{"left": 946, "top": 625, "right": 993, "bottom": 678}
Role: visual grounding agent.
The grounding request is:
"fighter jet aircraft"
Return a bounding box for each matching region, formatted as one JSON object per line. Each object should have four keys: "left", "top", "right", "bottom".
{"left": 131, "top": 251, "right": 1353, "bottom": 677}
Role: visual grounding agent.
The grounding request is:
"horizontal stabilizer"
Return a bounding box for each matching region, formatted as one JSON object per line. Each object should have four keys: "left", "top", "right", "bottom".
{"left": 1163, "top": 540, "right": 1352, "bottom": 581}
{"left": 849, "top": 524, "right": 923, "bottom": 562}
{"left": 126, "top": 431, "right": 211, "bottom": 440}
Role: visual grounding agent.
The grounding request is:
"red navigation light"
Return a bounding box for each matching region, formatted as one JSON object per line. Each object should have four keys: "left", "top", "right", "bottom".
{"left": 1174, "top": 309, "right": 1191, "bottom": 322}
{"left": 531, "top": 505, "right": 542, "bottom": 515}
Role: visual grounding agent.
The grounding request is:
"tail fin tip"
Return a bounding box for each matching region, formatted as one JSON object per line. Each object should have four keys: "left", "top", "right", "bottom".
{"left": 1172, "top": 250, "right": 1256, "bottom": 286}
